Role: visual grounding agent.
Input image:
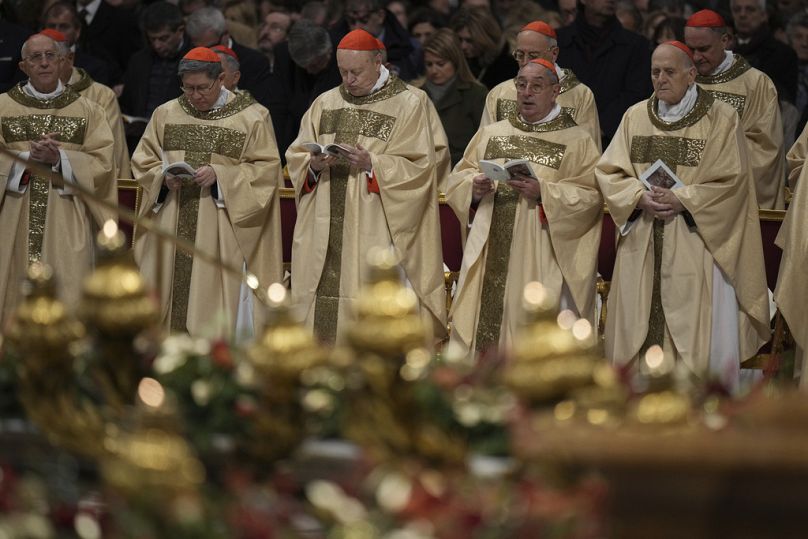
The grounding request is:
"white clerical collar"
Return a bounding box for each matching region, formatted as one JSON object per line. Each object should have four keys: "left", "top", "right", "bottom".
{"left": 24, "top": 79, "right": 65, "bottom": 99}
{"left": 520, "top": 103, "right": 561, "bottom": 125}
{"left": 711, "top": 50, "right": 734, "bottom": 75}
{"left": 369, "top": 64, "right": 390, "bottom": 94}
{"left": 79, "top": 0, "right": 102, "bottom": 25}
{"left": 211, "top": 87, "right": 231, "bottom": 110}
{"left": 555, "top": 63, "right": 565, "bottom": 82}
{"left": 657, "top": 83, "right": 698, "bottom": 122}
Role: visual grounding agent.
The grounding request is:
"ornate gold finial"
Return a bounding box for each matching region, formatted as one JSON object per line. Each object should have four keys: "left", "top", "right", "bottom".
{"left": 79, "top": 220, "right": 159, "bottom": 407}
{"left": 246, "top": 283, "right": 328, "bottom": 462}
{"left": 504, "top": 282, "right": 601, "bottom": 403}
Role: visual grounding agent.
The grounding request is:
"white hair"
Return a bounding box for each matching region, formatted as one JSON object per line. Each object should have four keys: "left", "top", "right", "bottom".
{"left": 20, "top": 35, "right": 68, "bottom": 58}
{"left": 186, "top": 6, "right": 227, "bottom": 38}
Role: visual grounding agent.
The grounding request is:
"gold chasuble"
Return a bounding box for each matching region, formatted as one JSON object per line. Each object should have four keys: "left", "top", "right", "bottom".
{"left": 596, "top": 89, "right": 770, "bottom": 377}
{"left": 132, "top": 91, "right": 283, "bottom": 337}
{"left": 696, "top": 55, "right": 786, "bottom": 209}
{"left": 68, "top": 67, "right": 132, "bottom": 179}
{"left": 446, "top": 112, "right": 602, "bottom": 357}
{"left": 286, "top": 76, "right": 446, "bottom": 343}
{"left": 0, "top": 83, "right": 115, "bottom": 323}
{"left": 480, "top": 69, "right": 602, "bottom": 150}
{"left": 775, "top": 124, "right": 808, "bottom": 370}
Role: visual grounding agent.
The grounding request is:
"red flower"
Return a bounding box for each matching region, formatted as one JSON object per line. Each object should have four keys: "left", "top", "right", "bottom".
{"left": 211, "top": 341, "right": 234, "bottom": 370}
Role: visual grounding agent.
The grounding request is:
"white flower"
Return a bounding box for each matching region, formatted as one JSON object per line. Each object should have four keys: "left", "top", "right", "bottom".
{"left": 191, "top": 380, "right": 212, "bottom": 406}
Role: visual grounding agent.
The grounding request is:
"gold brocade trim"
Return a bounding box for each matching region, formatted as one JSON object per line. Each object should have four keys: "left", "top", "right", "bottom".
{"left": 338, "top": 75, "right": 407, "bottom": 105}
{"left": 163, "top": 124, "right": 246, "bottom": 161}
{"left": 170, "top": 183, "right": 203, "bottom": 333}
{"left": 559, "top": 68, "right": 581, "bottom": 94}
{"left": 474, "top": 183, "right": 520, "bottom": 351}
{"left": 2, "top": 114, "right": 87, "bottom": 145}
{"left": 68, "top": 68, "right": 93, "bottom": 93}
{"left": 508, "top": 111, "right": 577, "bottom": 133}
{"left": 629, "top": 135, "right": 706, "bottom": 167}
{"left": 27, "top": 175, "right": 49, "bottom": 263}
{"left": 177, "top": 91, "right": 256, "bottom": 120}
{"left": 640, "top": 219, "right": 666, "bottom": 355}
{"left": 319, "top": 108, "right": 396, "bottom": 142}
{"left": 695, "top": 55, "right": 751, "bottom": 85}
{"left": 495, "top": 98, "right": 576, "bottom": 124}
{"left": 704, "top": 89, "right": 746, "bottom": 117}
{"left": 647, "top": 88, "right": 714, "bottom": 131}
{"left": 485, "top": 135, "right": 567, "bottom": 170}
{"left": 6, "top": 83, "right": 81, "bottom": 109}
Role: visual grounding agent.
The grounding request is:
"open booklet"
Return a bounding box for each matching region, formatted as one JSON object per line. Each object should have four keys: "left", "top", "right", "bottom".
{"left": 303, "top": 142, "right": 352, "bottom": 158}
{"left": 639, "top": 159, "right": 684, "bottom": 190}
{"left": 479, "top": 159, "right": 538, "bottom": 182}
{"left": 163, "top": 161, "right": 196, "bottom": 181}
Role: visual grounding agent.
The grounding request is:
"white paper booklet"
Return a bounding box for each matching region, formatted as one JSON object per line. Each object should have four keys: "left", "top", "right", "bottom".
{"left": 639, "top": 159, "right": 684, "bottom": 190}
{"left": 303, "top": 142, "right": 352, "bottom": 158}
{"left": 163, "top": 161, "right": 196, "bottom": 180}
{"left": 479, "top": 159, "right": 538, "bottom": 182}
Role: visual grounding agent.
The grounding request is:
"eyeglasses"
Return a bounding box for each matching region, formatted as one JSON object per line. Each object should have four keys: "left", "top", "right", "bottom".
{"left": 515, "top": 80, "right": 553, "bottom": 93}
{"left": 181, "top": 80, "right": 218, "bottom": 95}
{"left": 24, "top": 51, "right": 60, "bottom": 63}
{"left": 512, "top": 48, "right": 553, "bottom": 62}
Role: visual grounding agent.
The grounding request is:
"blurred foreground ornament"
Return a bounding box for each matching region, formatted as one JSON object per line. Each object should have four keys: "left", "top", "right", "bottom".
{"left": 246, "top": 283, "right": 328, "bottom": 463}
{"left": 4, "top": 263, "right": 106, "bottom": 456}
{"left": 341, "top": 249, "right": 466, "bottom": 464}
{"left": 79, "top": 221, "right": 159, "bottom": 409}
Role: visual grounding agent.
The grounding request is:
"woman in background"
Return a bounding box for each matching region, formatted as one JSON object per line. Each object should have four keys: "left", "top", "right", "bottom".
{"left": 420, "top": 28, "right": 488, "bottom": 166}
{"left": 450, "top": 6, "right": 518, "bottom": 89}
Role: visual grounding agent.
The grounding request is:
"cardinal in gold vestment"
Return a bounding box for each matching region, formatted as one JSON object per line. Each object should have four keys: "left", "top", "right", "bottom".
{"left": 596, "top": 42, "right": 769, "bottom": 390}
{"left": 479, "top": 21, "right": 601, "bottom": 150}
{"left": 0, "top": 33, "right": 115, "bottom": 325}
{"left": 286, "top": 30, "right": 446, "bottom": 343}
{"left": 132, "top": 48, "right": 282, "bottom": 338}
{"left": 685, "top": 10, "right": 786, "bottom": 209}
{"left": 775, "top": 122, "right": 808, "bottom": 386}
{"left": 447, "top": 58, "right": 602, "bottom": 357}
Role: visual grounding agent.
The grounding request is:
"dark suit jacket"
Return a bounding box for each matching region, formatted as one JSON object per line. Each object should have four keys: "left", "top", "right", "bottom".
{"left": 472, "top": 43, "right": 518, "bottom": 90}
{"left": 557, "top": 16, "right": 652, "bottom": 146}
{"left": 425, "top": 78, "right": 488, "bottom": 165}
{"left": 74, "top": 49, "right": 119, "bottom": 87}
{"left": 0, "top": 19, "right": 30, "bottom": 93}
{"left": 82, "top": 0, "right": 142, "bottom": 74}
{"left": 230, "top": 40, "right": 273, "bottom": 110}
{"left": 734, "top": 29, "right": 798, "bottom": 105}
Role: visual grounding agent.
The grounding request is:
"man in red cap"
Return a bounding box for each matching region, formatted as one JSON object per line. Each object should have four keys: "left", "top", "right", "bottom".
{"left": 684, "top": 9, "right": 786, "bottom": 209}
{"left": 286, "top": 29, "right": 446, "bottom": 343}
{"left": 0, "top": 31, "right": 115, "bottom": 323}
{"left": 480, "top": 20, "right": 602, "bottom": 150}
{"left": 211, "top": 45, "right": 241, "bottom": 92}
{"left": 596, "top": 42, "right": 769, "bottom": 393}
{"left": 445, "top": 58, "right": 603, "bottom": 357}
{"left": 39, "top": 29, "right": 131, "bottom": 181}
{"left": 132, "top": 46, "right": 283, "bottom": 338}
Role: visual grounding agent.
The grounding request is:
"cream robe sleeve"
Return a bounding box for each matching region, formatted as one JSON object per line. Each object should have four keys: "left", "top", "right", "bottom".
{"left": 131, "top": 105, "right": 170, "bottom": 213}
{"left": 541, "top": 132, "right": 603, "bottom": 316}
{"left": 742, "top": 73, "right": 785, "bottom": 209}
{"left": 96, "top": 84, "right": 132, "bottom": 179}
{"left": 285, "top": 100, "right": 321, "bottom": 200}
{"left": 786, "top": 121, "right": 808, "bottom": 187}
{"left": 444, "top": 126, "right": 488, "bottom": 231}
{"left": 571, "top": 85, "right": 602, "bottom": 152}
{"left": 480, "top": 84, "right": 501, "bottom": 128}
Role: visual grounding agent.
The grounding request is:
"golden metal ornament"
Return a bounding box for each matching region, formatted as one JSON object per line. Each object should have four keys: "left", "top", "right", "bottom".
{"left": 79, "top": 221, "right": 159, "bottom": 408}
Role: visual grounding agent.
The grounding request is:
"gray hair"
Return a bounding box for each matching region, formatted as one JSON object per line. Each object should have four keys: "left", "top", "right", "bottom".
{"left": 288, "top": 20, "right": 332, "bottom": 68}
{"left": 178, "top": 58, "right": 223, "bottom": 78}
{"left": 786, "top": 11, "right": 808, "bottom": 39}
{"left": 215, "top": 51, "right": 240, "bottom": 71}
{"left": 186, "top": 6, "right": 227, "bottom": 38}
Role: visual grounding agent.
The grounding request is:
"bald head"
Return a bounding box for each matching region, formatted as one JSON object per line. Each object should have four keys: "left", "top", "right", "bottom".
{"left": 19, "top": 34, "right": 66, "bottom": 93}
{"left": 651, "top": 43, "right": 697, "bottom": 105}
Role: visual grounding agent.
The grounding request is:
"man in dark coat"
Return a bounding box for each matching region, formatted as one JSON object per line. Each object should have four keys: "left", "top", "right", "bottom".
{"left": 557, "top": 0, "right": 652, "bottom": 147}
{"left": 76, "top": 0, "right": 142, "bottom": 75}
{"left": 0, "top": 17, "right": 30, "bottom": 93}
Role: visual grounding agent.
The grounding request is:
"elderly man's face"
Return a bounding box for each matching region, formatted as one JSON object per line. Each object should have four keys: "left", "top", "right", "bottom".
{"left": 516, "top": 62, "right": 560, "bottom": 122}
{"left": 181, "top": 70, "right": 224, "bottom": 112}
{"left": 790, "top": 25, "right": 808, "bottom": 61}
{"left": 43, "top": 10, "right": 80, "bottom": 45}
{"left": 651, "top": 44, "right": 696, "bottom": 105}
{"left": 337, "top": 48, "right": 381, "bottom": 97}
{"left": 684, "top": 26, "right": 730, "bottom": 76}
{"left": 19, "top": 35, "right": 64, "bottom": 93}
{"left": 731, "top": 0, "right": 768, "bottom": 36}
{"left": 514, "top": 30, "right": 558, "bottom": 68}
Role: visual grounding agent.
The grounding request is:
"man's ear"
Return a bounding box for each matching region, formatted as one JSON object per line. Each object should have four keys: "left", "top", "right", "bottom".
{"left": 233, "top": 70, "right": 241, "bottom": 86}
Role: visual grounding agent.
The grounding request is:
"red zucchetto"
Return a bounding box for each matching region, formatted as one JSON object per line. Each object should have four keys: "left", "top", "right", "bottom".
{"left": 686, "top": 9, "right": 727, "bottom": 28}
{"left": 338, "top": 29, "right": 382, "bottom": 50}
{"left": 662, "top": 40, "right": 695, "bottom": 62}
{"left": 211, "top": 45, "right": 238, "bottom": 61}
{"left": 529, "top": 58, "right": 557, "bottom": 74}
{"left": 183, "top": 47, "right": 222, "bottom": 63}
{"left": 38, "top": 29, "right": 67, "bottom": 42}
{"left": 521, "top": 21, "right": 557, "bottom": 39}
